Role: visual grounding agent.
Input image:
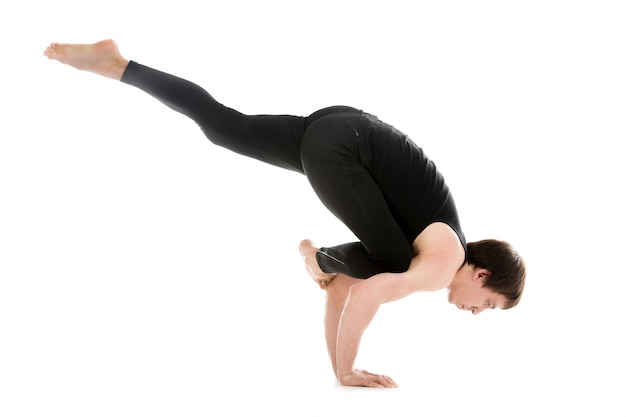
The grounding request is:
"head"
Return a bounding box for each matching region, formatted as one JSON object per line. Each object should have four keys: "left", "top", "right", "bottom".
{"left": 448, "top": 239, "right": 526, "bottom": 314}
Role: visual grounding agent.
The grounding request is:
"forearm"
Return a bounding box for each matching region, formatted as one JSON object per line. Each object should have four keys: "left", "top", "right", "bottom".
{"left": 335, "top": 285, "right": 381, "bottom": 378}
{"left": 325, "top": 297, "right": 342, "bottom": 378}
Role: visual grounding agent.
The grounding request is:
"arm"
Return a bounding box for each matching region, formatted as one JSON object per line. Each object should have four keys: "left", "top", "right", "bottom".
{"left": 335, "top": 253, "right": 459, "bottom": 387}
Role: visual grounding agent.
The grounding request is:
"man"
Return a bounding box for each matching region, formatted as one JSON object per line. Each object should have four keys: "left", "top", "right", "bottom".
{"left": 44, "top": 39, "right": 526, "bottom": 388}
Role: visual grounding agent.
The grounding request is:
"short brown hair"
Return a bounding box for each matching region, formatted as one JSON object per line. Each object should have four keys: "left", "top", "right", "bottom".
{"left": 467, "top": 239, "right": 526, "bottom": 309}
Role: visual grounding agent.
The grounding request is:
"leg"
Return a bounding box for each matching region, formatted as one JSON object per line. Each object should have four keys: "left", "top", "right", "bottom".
{"left": 301, "top": 115, "right": 413, "bottom": 278}
{"left": 44, "top": 40, "right": 307, "bottom": 172}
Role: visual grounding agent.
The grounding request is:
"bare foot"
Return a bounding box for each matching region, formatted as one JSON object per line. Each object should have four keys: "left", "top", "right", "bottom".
{"left": 299, "top": 239, "right": 338, "bottom": 290}
{"left": 43, "top": 39, "right": 129, "bottom": 80}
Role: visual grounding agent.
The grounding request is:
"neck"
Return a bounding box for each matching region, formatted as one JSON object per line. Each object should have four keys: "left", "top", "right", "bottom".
{"left": 448, "top": 263, "right": 473, "bottom": 289}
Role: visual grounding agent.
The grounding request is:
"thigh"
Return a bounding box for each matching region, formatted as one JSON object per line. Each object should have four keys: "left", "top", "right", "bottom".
{"left": 122, "top": 61, "right": 307, "bottom": 172}
{"left": 301, "top": 117, "right": 412, "bottom": 276}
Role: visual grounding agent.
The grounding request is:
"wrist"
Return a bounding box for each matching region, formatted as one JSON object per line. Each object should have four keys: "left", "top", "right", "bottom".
{"left": 338, "top": 369, "right": 355, "bottom": 382}
{"left": 339, "top": 370, "right": 355, "bottom": 385}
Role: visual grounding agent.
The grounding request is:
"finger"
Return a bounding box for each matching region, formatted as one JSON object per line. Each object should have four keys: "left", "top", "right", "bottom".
{"left": 380, "top": 376, "right": 398, "bottom": 388}
{"left": 361, "top": 371, "right": 397, "bottom": 388}
{"left": 361, "top": 370, "right": 393, "bottom": 381}
{"left": 371, "top": 374, "right": 389, "bottom": 387}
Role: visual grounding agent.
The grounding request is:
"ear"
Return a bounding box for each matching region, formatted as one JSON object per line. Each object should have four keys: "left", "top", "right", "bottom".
{"left": 472, "top": 268, "right": 491, "bottom": 282}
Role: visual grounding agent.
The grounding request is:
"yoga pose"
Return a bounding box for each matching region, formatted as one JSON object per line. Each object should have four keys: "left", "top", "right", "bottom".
{"left": 43, "top": 40, "right": 526, "bottom": 388}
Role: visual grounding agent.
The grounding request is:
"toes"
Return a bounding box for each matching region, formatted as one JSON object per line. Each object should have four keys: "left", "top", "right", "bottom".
{"left": 43, "top": 43, "right": 58, "bottom": 58}
{"left": 298, "top": 239, "right": 317, "bottom": 257}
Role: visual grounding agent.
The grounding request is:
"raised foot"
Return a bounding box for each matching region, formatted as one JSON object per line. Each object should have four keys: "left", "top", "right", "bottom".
{"left": 43, "top": 39, "right": 129, "bottom": 80}
{"left": 299, "top": 239, "right": 338, "bottom": 290}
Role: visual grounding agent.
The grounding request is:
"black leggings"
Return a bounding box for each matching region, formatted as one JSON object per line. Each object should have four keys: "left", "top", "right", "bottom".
{"left": 121, "top": 61, "right": 413, "bottom": 278}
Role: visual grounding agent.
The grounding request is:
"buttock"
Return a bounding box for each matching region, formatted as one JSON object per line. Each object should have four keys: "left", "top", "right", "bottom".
{"left": 301, "top": 111, "right": 366, "bottom": 167}
{"left": 305, "top": 105, "right": 362, "bottom": 129}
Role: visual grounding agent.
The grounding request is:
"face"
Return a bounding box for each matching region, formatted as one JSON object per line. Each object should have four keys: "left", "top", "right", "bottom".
{"left": 447, "top": 268, "right": 508, "bottom": 315}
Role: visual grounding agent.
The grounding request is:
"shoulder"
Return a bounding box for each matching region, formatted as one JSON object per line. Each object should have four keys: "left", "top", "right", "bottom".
{"left": 412, "top": 222, "right": 466, "bottom": 268}
{"left": 360, "top": 223, "right": 466, "bottom": 300}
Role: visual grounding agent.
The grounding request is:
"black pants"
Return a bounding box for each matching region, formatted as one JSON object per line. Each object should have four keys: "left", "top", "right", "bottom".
{"left": 121, "top": 61, "right": 413, "bottom": 278}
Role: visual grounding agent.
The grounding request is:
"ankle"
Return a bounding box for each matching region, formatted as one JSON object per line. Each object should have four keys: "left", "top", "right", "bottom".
{"left": 111, "top": 57, "right": 130, "bottom": 80}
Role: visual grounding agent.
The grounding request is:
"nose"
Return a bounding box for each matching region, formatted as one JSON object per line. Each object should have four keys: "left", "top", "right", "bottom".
{"left": 471, "top": 306, "right": 487, "bottom": 315}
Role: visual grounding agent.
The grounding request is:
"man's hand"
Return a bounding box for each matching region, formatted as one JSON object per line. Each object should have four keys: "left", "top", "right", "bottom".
{"left": 339, "top": 369, "right": 398, "bottom": 388}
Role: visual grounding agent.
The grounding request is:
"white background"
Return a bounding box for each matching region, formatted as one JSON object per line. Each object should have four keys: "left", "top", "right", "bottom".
{"left": 1, "top": 1, "right": 625, "bottom": 416}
